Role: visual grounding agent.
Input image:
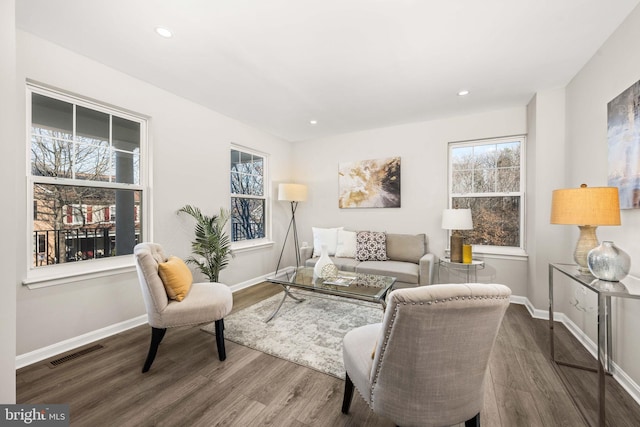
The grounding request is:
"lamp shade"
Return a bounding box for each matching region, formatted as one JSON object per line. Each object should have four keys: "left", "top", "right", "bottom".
{"left": 278, "top": 183, "right": 308, "bottom": 202}
{"left": 441, "top": 208, "right": 473, "bottom": 230}
{"left": 550, "top": 185, "right": 620, "bottom": 226}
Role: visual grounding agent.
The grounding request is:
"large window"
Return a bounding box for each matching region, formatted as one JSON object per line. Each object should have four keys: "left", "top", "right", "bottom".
{"left": 28, "top": 86, "right": 146, "bottom": 269}
{"left": 230, "top": 146, "right": 268, "bottom": 243}
{"left": 448, "top": 136, "right": 525, "bottom": 254}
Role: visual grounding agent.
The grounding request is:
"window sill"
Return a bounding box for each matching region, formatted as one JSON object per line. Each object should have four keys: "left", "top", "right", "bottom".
{"left": 446, "top": 247, "right": 528, "bottom": 262}
{"left": 23, "top": 257, "right": 136, "bottom": 289}
{"left": 231, "top": 239, "right": 275, "bottom": 254}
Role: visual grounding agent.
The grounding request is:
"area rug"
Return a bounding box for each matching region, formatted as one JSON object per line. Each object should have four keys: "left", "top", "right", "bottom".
{"left": 201, "top": 290, "right": 384, "bottom": 379}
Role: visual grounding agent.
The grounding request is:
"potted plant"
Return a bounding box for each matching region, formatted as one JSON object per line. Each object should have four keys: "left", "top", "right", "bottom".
{"left": 178, "top": 205, "right": 233, "bottom": 282}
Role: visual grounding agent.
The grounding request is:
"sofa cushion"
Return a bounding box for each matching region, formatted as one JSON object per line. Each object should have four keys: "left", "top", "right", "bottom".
{"left": 386, "top": 233, "right": 426, "bottom": 263}
{"left": 356, "top": 231, "right": 388, "bottom": 261}
{"left": 356, "top": 261, "right": 419, "bottom": 284}
{"left": 335, "top": 229, "right": 357, "bottom": 258}
{"left": 305, "top": 256, "right": 360, "bottom": 272}
{"left": 312, "top": 227, "right": 343, "bottom": 257}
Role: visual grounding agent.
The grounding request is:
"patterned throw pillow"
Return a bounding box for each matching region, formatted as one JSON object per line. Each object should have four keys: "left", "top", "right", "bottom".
{"left": 355, "top": 231, "right": 388, "bottom": 261}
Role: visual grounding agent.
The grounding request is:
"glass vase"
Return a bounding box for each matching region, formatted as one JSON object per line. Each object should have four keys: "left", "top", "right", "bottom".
{"left": 587, "top": 241, "right": 631, "bottom": 282}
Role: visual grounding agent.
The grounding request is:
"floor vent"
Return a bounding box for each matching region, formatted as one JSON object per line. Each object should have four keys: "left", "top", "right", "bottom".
{"left": 48, "top": 344, "right": 105, "bottom": 368}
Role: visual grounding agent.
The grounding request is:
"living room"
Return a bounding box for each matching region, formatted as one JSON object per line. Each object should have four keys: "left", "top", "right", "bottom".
{"left": 2, "top": 0, "right": 640, "bottom": 425}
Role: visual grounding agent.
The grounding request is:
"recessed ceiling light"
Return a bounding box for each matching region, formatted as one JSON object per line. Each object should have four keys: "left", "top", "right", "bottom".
{"left": 309, "top": 120, "right": 318, "bottom": 125}
{"left": 155, "top": 27, "right": 173, "bottom": 38}
{"left": 457, "top": 90, "right": 470, "bottom": 96}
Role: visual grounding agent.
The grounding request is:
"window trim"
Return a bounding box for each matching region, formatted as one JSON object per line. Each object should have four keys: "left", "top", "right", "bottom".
{"left": 230, "top": 143, "right": 272, "bottom": 250}
{"left": 448, "top": 135, "right": 526, "bottom": 256}
{"left": 24, "top": 83, "right": 150, "bottom": 286}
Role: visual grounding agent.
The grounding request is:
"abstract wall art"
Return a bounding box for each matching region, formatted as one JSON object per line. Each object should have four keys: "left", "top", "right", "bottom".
{"left": 608, "top": 80, "right": 640, "bottom": 209}
{"left": 338, "top": 157, "right": 401, "bottom": 208}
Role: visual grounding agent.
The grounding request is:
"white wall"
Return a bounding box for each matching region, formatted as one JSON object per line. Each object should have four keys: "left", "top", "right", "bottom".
{"left": 0, "top": 0, "right": 17, "bottom": 403}
{"left": 563, "top": 3, "right": 640, "bottom": 386}
{"left": 291, "top": 107, "right": 529, "bottom": 296}
{"left": 526, "top": 88, "right": 571, "bottom": 309}
{"left": 15, "top": 32, "right": 294, "bottom": 355}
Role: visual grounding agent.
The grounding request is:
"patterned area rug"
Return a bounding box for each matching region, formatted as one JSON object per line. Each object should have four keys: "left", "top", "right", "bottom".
{"left": 201, "top": 290, "right": 384, "bottom": 379}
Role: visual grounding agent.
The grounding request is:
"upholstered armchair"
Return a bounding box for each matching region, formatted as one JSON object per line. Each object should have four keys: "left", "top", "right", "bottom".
{"left": 134, "top": 242, "right": 233, "bottom": 373}
{"left": 342, "top": 283, "right": 511, "bottom": 426}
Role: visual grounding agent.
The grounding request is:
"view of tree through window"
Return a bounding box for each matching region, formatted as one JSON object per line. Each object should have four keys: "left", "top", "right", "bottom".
{"left": 449, "top": 137, "right": 524, "bottom": 249}
{"left": 230, "top": 148, "right": 267, "bottom": 242}
{"left": 30, "top": 88, "right": 145, "bottom": 267}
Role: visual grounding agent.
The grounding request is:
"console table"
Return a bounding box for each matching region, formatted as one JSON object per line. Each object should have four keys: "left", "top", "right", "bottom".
{"left": 548, "top": 263, "right": 640, "bottom": 426}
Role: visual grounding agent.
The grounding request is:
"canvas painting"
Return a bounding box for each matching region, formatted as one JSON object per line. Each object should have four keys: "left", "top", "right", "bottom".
{"left": 608, "top": 80, "right": 640, "bottom": 209}
{"left": 338, "top": 157, "right": 400, "bottom": 208}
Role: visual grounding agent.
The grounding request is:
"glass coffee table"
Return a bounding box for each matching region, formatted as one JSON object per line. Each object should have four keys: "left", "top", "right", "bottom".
{"left": 265, "top": 266, "right": 396, "bottom": 322}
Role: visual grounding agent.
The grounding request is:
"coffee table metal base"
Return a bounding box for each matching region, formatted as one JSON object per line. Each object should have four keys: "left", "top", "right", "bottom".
{"left": 265, "top": 284, "right": 306, "bottom": 322}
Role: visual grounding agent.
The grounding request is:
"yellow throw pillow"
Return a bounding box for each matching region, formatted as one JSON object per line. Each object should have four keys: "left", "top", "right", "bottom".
{"left": 157, "top": 256, "right": 193, "bottom": 301}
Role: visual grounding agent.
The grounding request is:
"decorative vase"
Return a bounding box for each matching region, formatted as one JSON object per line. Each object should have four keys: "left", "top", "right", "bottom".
{"left": 587, "top": 241, "right": 631, "bottom": 282}
{"left": 462, "top": 244, "right": 472, "bottom": 264}
{"left": 314, "top": 245, "right": 334, "bottom": 279}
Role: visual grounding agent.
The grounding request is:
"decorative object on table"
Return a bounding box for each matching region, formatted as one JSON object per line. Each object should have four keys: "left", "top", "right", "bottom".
{"left": 338, "top": 157, "right": 401, "bottom": 208}
{"left": 607, "top": 79, "right": 640, "bottom": 209}
{"left": 587, "top": 241, "right": 631, "bottom": 281}
{"left": 550, "top": 184, "right": 621, "bottom": 274}
{"left": 177, "top": 205, "right": 233, "bottom": 282}
{"left": 320, "top": 263, "right": 339, "bottom": 281}
{"left": 275, "top": 183, "right": 308, "bottom": 276}
{"left": 462, "top": 244, "right": 472, "bottom": 264}
{"left": 441, "top": 208, "right": 473, "bottom": 263}
{"left": 314, "top": 244, "right": 335, "bottom": 278}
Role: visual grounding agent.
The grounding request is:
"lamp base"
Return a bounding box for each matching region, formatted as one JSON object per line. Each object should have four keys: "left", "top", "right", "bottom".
{"left": 450, "top": 234, "right": 463, "bottom": 263}
{"left": 574, "top": 225, "right": 598, "bottom": 274}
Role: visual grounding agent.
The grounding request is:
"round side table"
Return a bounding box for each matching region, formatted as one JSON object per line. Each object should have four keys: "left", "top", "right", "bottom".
{"left": 438, "top": 257, "right": 485, "bottom": 283}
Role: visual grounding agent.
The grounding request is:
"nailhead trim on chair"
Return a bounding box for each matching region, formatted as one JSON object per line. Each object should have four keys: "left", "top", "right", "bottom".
{"left": 368, "top": 293, "right": 510, "bottom": 407}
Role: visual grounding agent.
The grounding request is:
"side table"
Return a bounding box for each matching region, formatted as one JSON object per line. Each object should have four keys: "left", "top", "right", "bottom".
{"left": 438, "top": 257, "right": 485, "bottom": 283}
{"left": 548, "top": 262, "right": 640, "bottom": 426}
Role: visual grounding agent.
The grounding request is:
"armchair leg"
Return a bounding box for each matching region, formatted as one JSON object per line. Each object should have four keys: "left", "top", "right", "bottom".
{"left": 465, "top": 413, "right": 480, "bottom": 427}
{"left": 215, "top": 319, "right": 226, "bottom": 361}
{"left": 142, "top": 327, "right": 166, "bottom": 373}
{"left": 342, "top": 373, "right": 355, "bottom": 414}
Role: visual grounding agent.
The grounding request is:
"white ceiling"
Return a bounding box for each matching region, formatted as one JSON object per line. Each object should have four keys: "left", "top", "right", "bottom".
{"left": 16, "top": 0, "right": 640, "bottom": 142}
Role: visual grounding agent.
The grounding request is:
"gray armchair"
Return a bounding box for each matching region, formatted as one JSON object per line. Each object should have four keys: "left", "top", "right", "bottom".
{"left": 341, "top": 283, "right": 511, "bottom": 426}
{"left": 134, "top": 242, "right": 233, "bottom": 373}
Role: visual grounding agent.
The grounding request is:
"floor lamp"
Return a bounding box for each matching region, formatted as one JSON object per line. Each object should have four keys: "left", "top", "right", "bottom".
{"left": 275, "top": 183, "right": 308, "bottom": 276}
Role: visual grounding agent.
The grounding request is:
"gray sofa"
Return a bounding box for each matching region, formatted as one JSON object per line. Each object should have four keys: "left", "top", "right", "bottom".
{"left": 300, "top": 233, "right": 435, "bottom": 289}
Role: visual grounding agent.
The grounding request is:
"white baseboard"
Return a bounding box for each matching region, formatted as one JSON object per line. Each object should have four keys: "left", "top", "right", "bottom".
{"left": 15, "top": 315, "right": 147, "bottom": 369}
{"left": 16, "top": 267, "right": 296, "bottom": 369}
{"left": 512, "top": 295, "right": 640, "bottom": 406}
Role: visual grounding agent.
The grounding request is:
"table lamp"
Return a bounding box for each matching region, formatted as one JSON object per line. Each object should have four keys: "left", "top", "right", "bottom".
{"left": 550, "top": 184, "right": 620, "bottom": 273}
{"left": 275, "top": 183, "right": 308, "bottom": 275}
{"left": 441, "top": 208, "right": 473, "bottom": 263}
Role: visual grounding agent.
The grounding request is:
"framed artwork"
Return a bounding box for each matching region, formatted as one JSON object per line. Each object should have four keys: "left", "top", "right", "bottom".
{"left": 338, "top": 157, "right": 400, "bottom": 208}
{"left": 608, "top": 80, "right": 640, "bottom": 209}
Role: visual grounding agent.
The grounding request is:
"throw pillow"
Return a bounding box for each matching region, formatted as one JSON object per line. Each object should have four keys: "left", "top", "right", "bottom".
{"left": 386, "top": 233, "right": 426, "bottom": 263}
{"left": 335, "top": 229, "right": 357, "bottom": 258}
{"left": 157, "top": 256, "right": 193, "bottom": 301}
{"left": 312, "top": 227, "right": 343, "bottom": 257}
{"left": 355, "top": 231, "right": 388, "bottom": 261}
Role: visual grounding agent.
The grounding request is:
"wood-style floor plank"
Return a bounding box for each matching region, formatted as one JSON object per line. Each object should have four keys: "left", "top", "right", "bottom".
{"left": 16, "top": 283, "right": 640, "bottom": 426}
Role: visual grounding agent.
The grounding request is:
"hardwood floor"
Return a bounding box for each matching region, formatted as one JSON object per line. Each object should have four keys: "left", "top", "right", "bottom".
{"left": 16, "top": 283, "right": 640, "bottom": 426}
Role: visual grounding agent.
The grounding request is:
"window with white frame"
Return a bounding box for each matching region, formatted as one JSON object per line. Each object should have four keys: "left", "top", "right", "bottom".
{"left": 448, "top": 136, "right": 525, "bottom": 254}
{"left": 28, "top": 85, "right": 147, "bottom": 268}
{"left": 230, "top": 146, "right": 268, "bottom": 243}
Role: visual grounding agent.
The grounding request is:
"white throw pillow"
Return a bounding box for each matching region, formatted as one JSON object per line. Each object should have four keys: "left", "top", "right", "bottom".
{"left": 312, "top": 227, "right": 343, "bottom": 257}
{"left": 335, "top": 229, "right": 357, "bottom": 258}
